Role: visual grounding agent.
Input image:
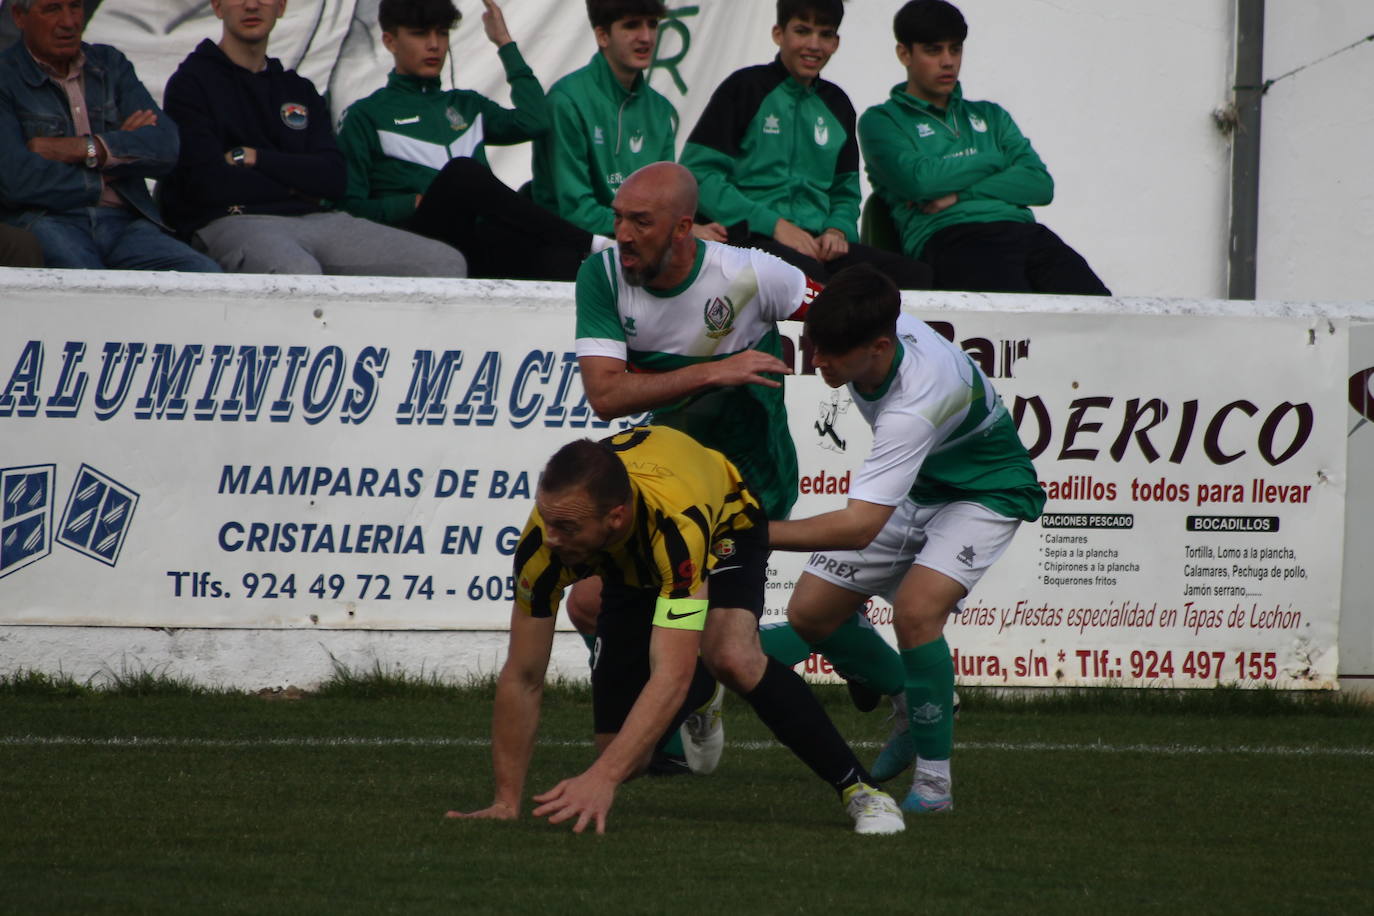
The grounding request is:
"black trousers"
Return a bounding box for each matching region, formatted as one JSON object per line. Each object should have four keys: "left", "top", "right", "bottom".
{"left": 922, "top": 220, "right": 1111, "bottom": 295}
{"left": 729, "top": 224, "right": 932, "bottom": 290}
{"left": 407, "top": 157, "right": 591, "bottom": 281}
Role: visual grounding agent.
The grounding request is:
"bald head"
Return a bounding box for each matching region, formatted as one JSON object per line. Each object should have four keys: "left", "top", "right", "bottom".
{"left": 618, "top": 162, "right": 698, "bottom": 223}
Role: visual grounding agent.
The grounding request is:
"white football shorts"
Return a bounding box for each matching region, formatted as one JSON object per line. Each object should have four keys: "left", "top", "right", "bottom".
{"left": 801, "top": 499, "right": 1021, "bottom": 602}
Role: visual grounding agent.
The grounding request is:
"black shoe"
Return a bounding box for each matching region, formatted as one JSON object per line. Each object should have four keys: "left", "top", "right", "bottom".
{"left": 844, "top": 677, "right": 882, "bottom": 713}
{"left": 646, "top": 751, "right": 691, "bottom": 777}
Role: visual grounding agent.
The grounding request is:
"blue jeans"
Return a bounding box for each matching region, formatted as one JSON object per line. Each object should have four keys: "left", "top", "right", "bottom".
{"left": 24, "top": 207, "right": 221, "bottom": 272}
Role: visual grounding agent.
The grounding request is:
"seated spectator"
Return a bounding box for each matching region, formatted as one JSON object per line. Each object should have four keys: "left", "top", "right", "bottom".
{"left": 160, "top": 0, "right": 466, "bottom": 277}
{"left": 0, "top": 223, "right": 42, "bottom": 266}
{"left": 338, "top": 0, "right": 604, "bottom": 281}
{"left": 0, "top": 0, "right": 218, "bottom": 272}
{"left": 858, "top": 0, "right": 1109, "bottom": 295}
{"left": 682, "top": 0, "right": 931, "bottom": 290}
{"left": 532, "top": 0, "right": 724, "bottom": 242}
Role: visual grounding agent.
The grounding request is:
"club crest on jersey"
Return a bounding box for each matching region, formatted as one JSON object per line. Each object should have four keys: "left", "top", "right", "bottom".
{"left": 813, "top": 116, "right": 829, "bottom": 146}
{"left": 593, "top": 125, "right": 605, "bottom": 145}
{"left": 763, "top": 113, "right": 781, "bottom": 135}
{"left": 917, "top": 122, "right": 935, "bottom": 138}
{"left": 629, "top": 132, "right": 644, "bottom": 154}
{"left": 702, "top": 295, "right": 736, "bottom": 339}
{"left": 280, "top": 102, "right": 308, "bottom": 130}
{"left": 969, "top": 113, "right": 988, "bottom": 132}
{"left": 446, "top": 106, "right": 468, "bottom": 132}
{"left": 711, "top": 538, "right": 736, "bottom": 560}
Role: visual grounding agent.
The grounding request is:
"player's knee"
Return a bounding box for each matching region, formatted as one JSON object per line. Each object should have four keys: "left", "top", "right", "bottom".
{"left": 702, "top": 642, "right": 764, "bottom": 693}
{"left": 564, "top": 590, "right": 599, "bottom": 636}
{"left": 893, "top": 603, "right": 954, "bottom": 647}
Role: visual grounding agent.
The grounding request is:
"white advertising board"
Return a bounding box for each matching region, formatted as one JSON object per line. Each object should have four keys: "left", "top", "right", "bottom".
{"left": 0, "top": 275, "right": 1349, "bottom": 689}
{"left": 783, "top": 309, "right": 1348, "bottom": 690}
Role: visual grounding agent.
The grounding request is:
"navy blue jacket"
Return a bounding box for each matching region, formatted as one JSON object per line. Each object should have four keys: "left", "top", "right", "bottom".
{"left": 160, "top": 39, "right": 346, "bottom": 235}
{"left": 0, "top": 41, "right": 176, "bottom": 229}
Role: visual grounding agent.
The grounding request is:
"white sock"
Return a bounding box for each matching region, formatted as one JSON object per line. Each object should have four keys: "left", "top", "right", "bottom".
{"left": 915, "top": 758, "right": 951, "bottom": 784}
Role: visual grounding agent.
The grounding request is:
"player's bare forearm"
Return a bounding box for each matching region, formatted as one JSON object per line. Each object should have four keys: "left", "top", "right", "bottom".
{"left": 530, "top": 624, "right": 699, "bottom": 833}
{"left": 579, "top": 354, "right": 791, "bottom": 420}
{"left": 488, "top": 662, "right": 544, "bottom": 808}
{"left": 769, "top": 499, "right": 895, "bottom": 552}
{"left": 444, "top": 660, "right": 540, "bottom": 821}
{"left": 448, "top": 609, "right": 552, "bottom": 819}
{"left": 592, "top": 626, "right": 698, "bottom": 781}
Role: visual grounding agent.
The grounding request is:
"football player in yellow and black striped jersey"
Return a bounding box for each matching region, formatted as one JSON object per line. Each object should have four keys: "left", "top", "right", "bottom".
{"left": 448, "top": 426, "right": 904, "bottom": 835}
{"left": 510, "top": 425, "right": 765, "bottom": 623}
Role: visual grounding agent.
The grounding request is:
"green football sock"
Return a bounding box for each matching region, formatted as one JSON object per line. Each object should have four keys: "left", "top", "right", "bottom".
{"left": 662, "top": 727, "right": 685, "bottom": 757}
{"left": 814, "top": 613, "right": 905, "bottom": 696}
{"left": 758, "top": 621, "right": 812, "bottom": 666}
{"left": 901, "top": 636, "right": 955, "bottom": 761}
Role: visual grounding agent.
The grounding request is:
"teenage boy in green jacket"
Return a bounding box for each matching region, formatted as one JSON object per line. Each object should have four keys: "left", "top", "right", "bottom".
{"left": 531, "top": 0, "right": 724, "bottom": 242}
{"left": 858, "top": 0, "right": 1109, "bottom": 295}
{"left": 337, "top": 0, "right": 606, "bottom": 280}
{"left": 681, "top": 0, "right": 930, "bottom": 289}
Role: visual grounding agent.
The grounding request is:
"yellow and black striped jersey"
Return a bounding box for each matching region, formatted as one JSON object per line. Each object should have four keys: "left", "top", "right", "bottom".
{"left": 512, "top": 426, "right": 765, "bottom": 619}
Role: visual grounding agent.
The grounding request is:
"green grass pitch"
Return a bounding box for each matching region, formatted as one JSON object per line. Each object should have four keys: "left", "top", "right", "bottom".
{"left": 3, "top": 674, "right": 1373, "bottom": 914}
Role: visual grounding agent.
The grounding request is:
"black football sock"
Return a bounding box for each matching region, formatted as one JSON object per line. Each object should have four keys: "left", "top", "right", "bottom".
{"left": 741, "top": 656, "right": 870, "bottom": 795}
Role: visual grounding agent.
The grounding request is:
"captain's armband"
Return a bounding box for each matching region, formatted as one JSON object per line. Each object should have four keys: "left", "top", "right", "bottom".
{"left": 652, "top": 597, "right": 709, "bottom": 631}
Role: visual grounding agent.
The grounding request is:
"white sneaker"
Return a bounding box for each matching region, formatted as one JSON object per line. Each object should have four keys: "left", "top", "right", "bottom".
{"left": 843, "top": 782, "right": 905, "bottom": 835}
{"left": 680, "top": 682, "right": 725, "bottom": 775}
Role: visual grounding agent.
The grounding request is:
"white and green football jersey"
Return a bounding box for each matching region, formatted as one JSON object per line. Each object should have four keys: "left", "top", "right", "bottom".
{"left": 575, "top": 240, "right": 817, "bottom": 519}
{"left": 849, "top": 313, "right": 1045, "bottom": 521}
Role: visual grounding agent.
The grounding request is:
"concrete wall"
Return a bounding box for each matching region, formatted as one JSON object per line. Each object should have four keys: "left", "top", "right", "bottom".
{"left": 1257, "top": 2, "right": 1374, "bottom": 302}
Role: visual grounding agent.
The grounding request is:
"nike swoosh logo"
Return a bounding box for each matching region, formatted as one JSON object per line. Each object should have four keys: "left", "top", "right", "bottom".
{"left": 394, "top": 116, "right": 420, "bottom": 125}
{"left": 665, "top": 608, "right": 704, "bottom": 620}
{"left": 710, "top": 565, "right": 741, "bottom": 574}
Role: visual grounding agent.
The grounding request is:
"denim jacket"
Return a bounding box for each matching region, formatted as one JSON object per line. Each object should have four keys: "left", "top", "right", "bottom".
{"left": 0, "top": 40, "right": 178, "bottom": 228}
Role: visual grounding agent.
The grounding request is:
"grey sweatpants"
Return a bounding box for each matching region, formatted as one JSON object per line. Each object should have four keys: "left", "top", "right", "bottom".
{"left": 194, "top": 211, "right": 467, "bottom": 277}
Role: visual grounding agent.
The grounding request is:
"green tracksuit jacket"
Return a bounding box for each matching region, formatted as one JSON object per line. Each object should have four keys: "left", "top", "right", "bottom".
{"left": 531, "top": 52, "right": 678, "bottom": 236}
{"left": 858, "top": 82, "right": 1053, "bottom": 258}
{"left": 680, "top": 56, "right": 860, "bottom": 239}
{"left": 336, "top": 42, "right": 547, "bottom": 227}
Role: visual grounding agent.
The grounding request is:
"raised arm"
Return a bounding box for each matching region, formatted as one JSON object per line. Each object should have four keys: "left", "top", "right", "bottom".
{"left": 476, "top": 20, "right": 551, "bottom": 146}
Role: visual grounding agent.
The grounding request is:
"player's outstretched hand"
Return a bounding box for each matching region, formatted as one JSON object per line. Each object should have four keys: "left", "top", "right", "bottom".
{"left": 445, "top": 800, "right": 517, "bottom": 821}
{"left": 713, "top": 349, "right": 793, "bottom": 389}
{"left": 481, "top": 0, "right": 513, "bottom": 47}
{"left": 531, "top": 772, "right": 617, "bottom": 835}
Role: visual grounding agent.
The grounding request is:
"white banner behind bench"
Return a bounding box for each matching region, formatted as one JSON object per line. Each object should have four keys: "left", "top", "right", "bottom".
{"left": 0, "top": 273, "right": 1351, "bottom": 688}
